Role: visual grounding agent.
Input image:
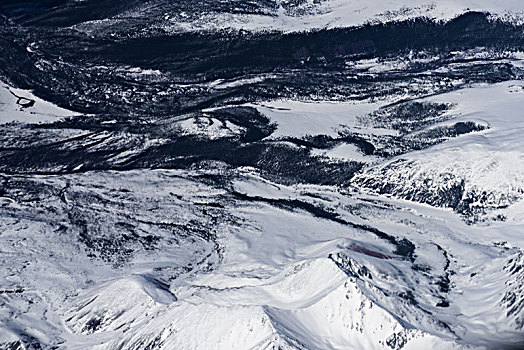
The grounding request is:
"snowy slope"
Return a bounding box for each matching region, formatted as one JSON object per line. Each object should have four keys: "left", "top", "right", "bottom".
{"left": 2, "top": 74, "right": 523, "bottom": 350}
{"left": 355, "top": 80, "right": 524, "bottom": 222}
{"left": 159, "top": 0, "right": 524, "bottom": 33}
{"left": 3, "top": 167, "right": 523, "bottom": 349}
{"left": 51, "top": 171, "right": 524, "bottom": 349}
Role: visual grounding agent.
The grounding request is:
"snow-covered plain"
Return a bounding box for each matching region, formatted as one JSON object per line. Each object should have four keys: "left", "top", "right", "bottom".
{"left": 253, "top": 99, "right": 387, "bottom": 139}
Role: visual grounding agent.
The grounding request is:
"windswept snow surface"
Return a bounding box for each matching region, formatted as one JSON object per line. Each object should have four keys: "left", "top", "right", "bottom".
{"left": 1, "top": 1, "right": 524, "bottom": 349}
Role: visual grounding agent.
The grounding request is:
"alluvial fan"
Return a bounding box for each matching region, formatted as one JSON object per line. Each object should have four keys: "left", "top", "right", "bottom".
{"left": 1, "top": 1, "right": 524, "bottom": 349}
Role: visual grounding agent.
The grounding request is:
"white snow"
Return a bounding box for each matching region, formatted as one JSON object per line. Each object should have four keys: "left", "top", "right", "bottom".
{"left": 0, "top": 81, "right": 77, "bottom": 124}
{"left": 2, "top": 14, "right": 524, "bottom": 346}
{"left": 252, "top": 100, "right": 391, "bottom": 139}
{"left": 1, "top": 163, "right": 523, "bottom": 349}
{"left": 357, "top": 80, "right": 524, "bottom": 220}
{"left": 175, "top": 116, "right": 246, "bottom": 139}
{"left": 312, "top": 143, "right": 380, "bottom": 163}
{"left": 163, "top": 0, "right": 524, "bottom": 33}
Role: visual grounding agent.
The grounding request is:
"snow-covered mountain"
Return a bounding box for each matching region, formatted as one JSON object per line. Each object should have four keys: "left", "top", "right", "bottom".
{"left": 156, "top": 0, "right": 524, "bottom": 33}
{"left": 1, "top": 1, "right": 524, "bottom": 349}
